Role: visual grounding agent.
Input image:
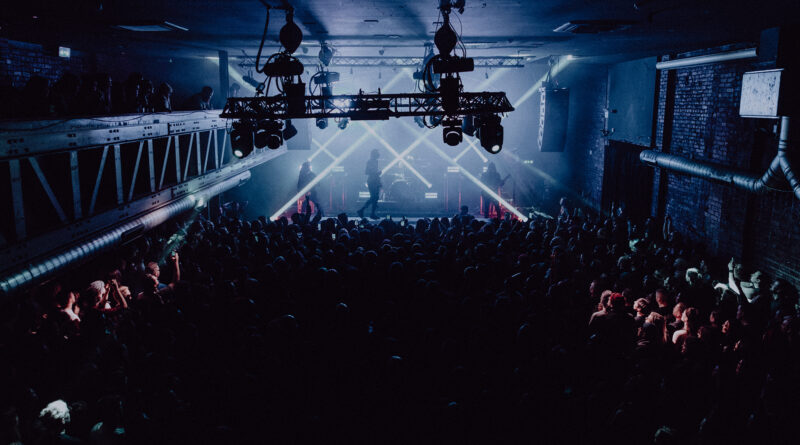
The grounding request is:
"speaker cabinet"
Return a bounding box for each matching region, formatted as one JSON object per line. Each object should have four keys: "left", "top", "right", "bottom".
{"left": 538, "top": 87, "right": 570, "bottom": 152}
{"left": 286, "top": 119, "right": 311, "bottom": 150}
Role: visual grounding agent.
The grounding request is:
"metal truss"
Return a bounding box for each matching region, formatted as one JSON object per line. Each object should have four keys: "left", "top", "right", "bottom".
{"left": 239, "top": 56, "right": 525, "bottom": 69}
{"left": 1, "top": 111, "right": 286, "bottom": 291}
{"left": 221, "top": 91, "right": 514, "bottom": 121}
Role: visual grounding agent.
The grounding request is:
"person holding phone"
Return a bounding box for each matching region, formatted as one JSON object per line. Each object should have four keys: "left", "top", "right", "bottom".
{"left": 139, "top": 251, "right": 180, "bottom": 300}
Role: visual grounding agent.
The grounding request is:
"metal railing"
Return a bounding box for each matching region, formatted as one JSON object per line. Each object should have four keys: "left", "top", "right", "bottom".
{"left": 1, "top": 110, "right": 286, "bottom": 293}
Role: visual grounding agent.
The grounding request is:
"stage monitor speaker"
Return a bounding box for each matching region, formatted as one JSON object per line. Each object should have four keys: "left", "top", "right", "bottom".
{"left": 538, "top": 87, "right": 570, "bottom": 152}
{"left": 286, "top": 119, "right": 311, "bottom": 150}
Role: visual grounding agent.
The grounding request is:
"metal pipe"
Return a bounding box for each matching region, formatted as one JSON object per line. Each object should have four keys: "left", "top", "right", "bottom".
{"left": 775, "top": 117, "right": 800, "bottom": 200}
{"left": 639, "top": 150, "right": 782, "bottom": 192}
{"left": 640, "top": 117, "right": 794, "bottom": 196}
{"left": 655, "top": 48, "right": 757, "bottom": 70}
{"left": 0, "top": 171, "right": 250, "bottom": 296}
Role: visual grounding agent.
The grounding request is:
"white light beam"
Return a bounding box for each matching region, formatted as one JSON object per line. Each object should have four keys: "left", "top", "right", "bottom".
{"left": 270, "top": 127, "right": 378, "bottom": 220}
{"left": 400, "top": 120, "right": 528, "bottom": 222}
{"left": 360, "top": 122, "right": 432, "bottom": 188}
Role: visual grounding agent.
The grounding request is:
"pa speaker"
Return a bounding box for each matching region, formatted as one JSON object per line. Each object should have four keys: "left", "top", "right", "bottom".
{"left": 538, "top": 87, "right": 569, "bottom": 152}
{"left": 286, "top": 119, "right": 311, "bottom": 150}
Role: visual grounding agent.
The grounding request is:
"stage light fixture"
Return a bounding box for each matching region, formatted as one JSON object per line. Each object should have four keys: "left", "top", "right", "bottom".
{"left": 338, "top": 118, "right": 349, "bottom": 130}
{"left": 318, "top": 43, "right": 333, "bottom": 66}
{"left": 254, "top": 119, "right": 282, "bottom": 149}
{"left": 443, "top": 126, "right": 462, "bottom": 146}
{"left": 266, "top": 128, "right": 284, "bottom": 150}
{"left": 414, "top": 116, "right": 425, "bottom": 128}
{"left": 478, "top": 114, "right": 503, "bottom": 154}
{"left": 442, "top": 117, "right": 462, "bottom": 146}
{"left": 316, "top": 117, "right": 328, "bottom": 129}
{"left": 282, "top": 119, "right": 298, "bottom": 141}
{"left": 440, "top": 76, "right": 460, "bottom": 114}
{"left": 462, "top": 115, "right": 476, "bottom": 137}
{"left": 231, "top": 121, "right": 254, "bottom": 158}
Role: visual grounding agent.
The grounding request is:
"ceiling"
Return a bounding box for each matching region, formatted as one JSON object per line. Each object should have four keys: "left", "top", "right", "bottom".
{"left": 2, "top": 0, "right": 798, "bottom": 63}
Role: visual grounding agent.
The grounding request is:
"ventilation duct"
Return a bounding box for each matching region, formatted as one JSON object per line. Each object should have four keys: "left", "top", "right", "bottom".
{"left": 655, "top": 48, "right": 757, "bottom": 70}
{"left": 639, "top": 150, "right": 786, "bottom": 192}
{"left": 0, "top": 171, "right": 251, "bottom": 296}
{"left": 641, "top": 117, "right": 797, "bottom": 198}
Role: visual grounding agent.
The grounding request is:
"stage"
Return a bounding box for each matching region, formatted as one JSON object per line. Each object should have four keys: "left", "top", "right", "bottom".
{"left": 279, "top": 201, "right": 553, "bottom": 222}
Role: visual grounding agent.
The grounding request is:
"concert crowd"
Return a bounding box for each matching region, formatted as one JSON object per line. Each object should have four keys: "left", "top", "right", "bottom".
{"left": 1, "top": 202, "right": 798, "bottom": 444}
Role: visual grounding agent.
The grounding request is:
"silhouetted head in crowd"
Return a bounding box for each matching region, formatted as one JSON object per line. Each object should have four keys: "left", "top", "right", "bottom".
{"left": 599, "top": 289, "right": 613, "bottom": 311}
{"left": 672, "top": 302, "right": 686, "bottom": 321}
{"left": 50, "top": 72, "right": 82, "bottom": 115}
{"left": 229, "top": 82, "right": 241, "bottom": 97}
{"left": 124, "top": 74, "right": 142, "bottom": 113}
{"left": 609, "top": 292, "right": 626, "bottom": 311}
{"left": 139, "top": 79, "right": 155, "bottom": 111}
{"left": 155, "top": 82, "right": 173, "bottom": 112}
{"left": 201, "top": 86, "right": 214, "bottom": 102}
{"left": 21, "top": 75, "right": 51, "bottom": 117}
{"left": 633, "top": 298, "right": 650, "bottom": 316}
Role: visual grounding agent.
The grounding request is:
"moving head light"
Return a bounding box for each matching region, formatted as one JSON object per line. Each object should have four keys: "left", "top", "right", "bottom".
{"left": 262, "top": 54, "right": 305, "bottom": 77}
{"left": 433, "top": 56, "right": 475, "bottom": 74}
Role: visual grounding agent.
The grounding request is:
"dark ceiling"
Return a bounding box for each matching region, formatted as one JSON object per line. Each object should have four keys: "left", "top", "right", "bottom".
{"left": 2, "top": 0, "right": 798, "bottom": 62}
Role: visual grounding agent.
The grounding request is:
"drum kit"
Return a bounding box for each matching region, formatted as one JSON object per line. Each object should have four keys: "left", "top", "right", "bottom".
{"left": 365, "top": 155, "right": 429, "bottom": 205}
{"left": 387, "top": 173, "right": 416, "bottom": 203}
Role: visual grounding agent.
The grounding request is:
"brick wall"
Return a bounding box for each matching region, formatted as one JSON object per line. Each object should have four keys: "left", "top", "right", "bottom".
{"left": 568, "top": 68, "right": 608, "bottom": 209}
{"left": 0, "top": 39, "right": 98, "bottom": 89}
{"left": 651, "top": 44, "right": 800, "bottom": 285}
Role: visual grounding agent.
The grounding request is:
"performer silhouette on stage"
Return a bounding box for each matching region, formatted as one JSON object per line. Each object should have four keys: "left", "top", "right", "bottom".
{"left": 298, "top": 161, "right": 322, "bottom": 216}
{"left": 480, "top": 162, "right": 509, "bottom": 218}
{"left": 357, "top": 149, "right": 382, "bottom": 219}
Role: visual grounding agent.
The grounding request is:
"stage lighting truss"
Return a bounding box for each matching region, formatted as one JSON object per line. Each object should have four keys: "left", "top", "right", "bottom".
{"left": 228, "top": 0, "right": 514, "bottom": 153}
{"left": 239, "top": 55, "right": 525, "bottom": 70}
{"left": 221, "top": 91, "right": 513, "bottom": 121}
